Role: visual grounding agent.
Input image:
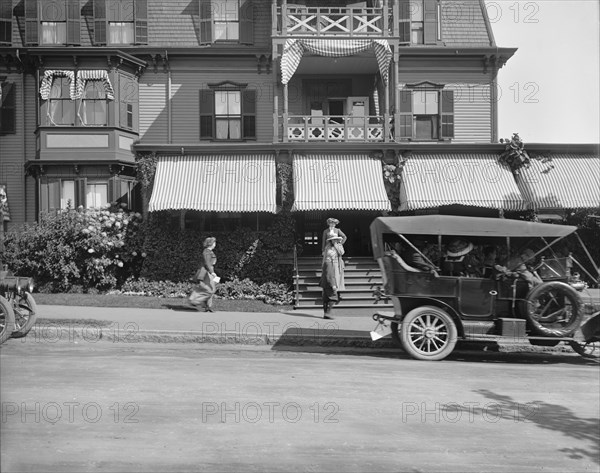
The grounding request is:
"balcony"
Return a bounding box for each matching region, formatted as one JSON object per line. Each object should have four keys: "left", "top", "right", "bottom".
{"left": 274, "top": 4, "right": 396, "bottom": 38}
{"left": 280, "top": 114, "right": 392, "bottom": 143}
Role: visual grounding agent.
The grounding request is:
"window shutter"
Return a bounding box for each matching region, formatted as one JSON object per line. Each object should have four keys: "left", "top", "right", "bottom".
{"left": 239, "top": 0, "right": 254, "bottom": 45}
{"left": 66, "top": 0, "right": 81, "bottom": 45}
{"left": 398, "top": 0, "right": 410, "bottom": 44}
{"left": 423, "top": 0, "right": 438, "bottom": 44}
{"left": 199, "top": 89, "right": 215, "bottom": 139}
{"left": 398, "top": 89, "right": 413, "bottom": 139}
{"left": 94, "top": 0, "right": 107, "bottom": 45}
{"left": 199, "top": 0, "right": 213, "bottom": 45}
{"left": 24, "top": 0, "right": 39, "bottom": 45}
{"left": 0, "top": 0, "right": 12, "bottom": 45}
{"left": 242, "top": 89, "right": 256, "bottom": 139}
{"left": 0, "top": 82, "right": 16, "bottom": 135}
{"left": 75, "top": 178, "right": 87, "bottom": 207}
{"left": 134, "top": 0, "right": 147, "bottom": 44}
{"left": 441, "top": 89, "right": 454, "bottom": 139}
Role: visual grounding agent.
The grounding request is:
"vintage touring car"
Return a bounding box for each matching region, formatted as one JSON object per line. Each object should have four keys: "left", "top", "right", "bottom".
{"left": 0, "top": 268, "right": 38, "bottom": 345}
{"left": 370, "top": 215, "right": 600, "bottom": 361}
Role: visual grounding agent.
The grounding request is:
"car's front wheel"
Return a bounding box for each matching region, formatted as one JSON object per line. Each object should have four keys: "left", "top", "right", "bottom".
{"left": 0, "top": 296, "right": 16, "bottom": 345}
{"left": 11, "top": 293, "right": 38, "bottom": 339}
{"left": 399, "top": 306, "right": 458, "bottom": 361}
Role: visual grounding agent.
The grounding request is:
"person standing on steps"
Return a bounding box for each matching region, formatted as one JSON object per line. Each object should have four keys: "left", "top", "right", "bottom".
{"left": 322, "top": 217, "right": 347, "bottom": 255}
{"left": 189, "top": 237, "right": 218, "bottom": 312}
{"left": 319, "top": 234, "right": 346, "bottom": 319}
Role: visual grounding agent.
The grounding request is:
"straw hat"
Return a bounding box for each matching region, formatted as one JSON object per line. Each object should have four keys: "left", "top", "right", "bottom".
{"left": 327, "top": 234, "right": 343, "bottom": 242}
{"left": 446, "top": 239, "right": 474, "bottom": 257}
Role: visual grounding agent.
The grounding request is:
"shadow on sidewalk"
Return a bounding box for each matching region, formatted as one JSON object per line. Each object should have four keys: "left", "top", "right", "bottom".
{"left": 162, "top": 303, "right": 199, "bottom": 312}
{"left": 279, "top": 309, "right": 324, "bottom": 319}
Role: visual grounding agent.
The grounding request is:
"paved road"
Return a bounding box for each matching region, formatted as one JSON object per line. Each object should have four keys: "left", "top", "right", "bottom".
{"left": 1, "top": 341, "right": 599, "bottom": 473}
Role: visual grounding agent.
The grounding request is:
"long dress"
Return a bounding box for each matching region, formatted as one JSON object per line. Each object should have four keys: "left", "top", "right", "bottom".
{"left": 319, "top": 242, "right": 346, "bottom": 313}
{"left": 189, "top": 248, "right": 217, "bottom": 309}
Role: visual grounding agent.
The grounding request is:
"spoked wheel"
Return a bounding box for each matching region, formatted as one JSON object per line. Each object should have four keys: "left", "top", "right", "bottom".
{"left": 0, "top": 296, "right": 16, "bottom": 345}
{"left": 524, "top": 282, "right": 582, "bottom": 337}
{"left": 569, "top": 340, "right": 600, "bottom": 359}
{"left": 399, "top": 306, "right": 458, "bottom": 361}
{"left": 11, "top": 292, "right": 38, "bottom": 339}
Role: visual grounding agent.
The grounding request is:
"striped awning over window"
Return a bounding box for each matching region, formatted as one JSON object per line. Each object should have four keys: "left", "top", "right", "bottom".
{"left": 515, "top": 155, "right": 600, "bottom": 209}
{"left": 75, "top": 70, "right": 115, "bottom": 100}
{"left": 148, "top": 155, "right": 277, "bottom": 213}
{"left": 39, "top": 70, "right": 76, "bottom": 100}
{"left": 291, "top": 154, "right": 391, "bottom": 211}
{"left": 280, "top": 39, "right": 392, "bottom": 85}
{"left": 399, "top": 154, "right": 527, "bottom": 211}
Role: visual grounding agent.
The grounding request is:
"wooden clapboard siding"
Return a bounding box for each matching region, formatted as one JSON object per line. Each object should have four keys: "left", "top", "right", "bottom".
{"left": 450, "top": 83, "right": 492, "bottom": 142}
{"left": 170, "top": 68, "right": 275, "bottom": 143}
{"left": 138, "top": 73, "right": 167, "bottom": 142}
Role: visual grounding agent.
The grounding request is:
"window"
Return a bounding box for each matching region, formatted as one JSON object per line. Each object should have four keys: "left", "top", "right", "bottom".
{"left": 0, "top": 81, "right": 16, "bottom": 135}
{"left": 0, "top": 0, "right": 12, "bottom": 45}
{"left": 86, "top": 181, "right": 109, "bottom": 209}
{"left": 47, "top": 76, "right": 76, "bottom": 126}
{"left": 399, "top": 0, "right": 440, "bottom": 45}
{"left": 199, "top": 0, "right": 253, "bottom": 45}
{"left": 40, "top": 178, "right": 84, "bottom": 213}
{"left": 24, "top": 0, "right": 81, "bottom": 46}
{"left": 93, "top": 0, "right": 147, "bottom": 46}
{"left": 398, "top": 86, "right": 454, "bottom": 140}
{"left": 78, "top": 80, "right": 107, "bottom": 126}
{"left": 200, "top": 84, "right": 256, "bottom": 140}
{"left": 119, "top": 74, "right": 138, "bottom": 131}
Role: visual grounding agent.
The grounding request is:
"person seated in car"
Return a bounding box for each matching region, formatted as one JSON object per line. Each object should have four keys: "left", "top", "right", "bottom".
{"left": 442, "top": 239, "right": 481, "bottom": 277}
{"left": 386, "top": 240, "right": 439, "bottom": 276}
{"left": 496, "top": 248, "right": 543, "bottom": 289}
{"left": 481, "top": 245, "right": 508, "bottom": 279}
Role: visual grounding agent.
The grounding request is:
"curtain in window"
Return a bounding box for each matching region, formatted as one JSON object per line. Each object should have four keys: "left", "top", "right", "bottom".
{"left": 48, "top": 76, "right": 75, "bottom": 126}
{"left": 75, "top": 70, "right": 115, "bottom": 100}
{"left": 40, "top": 70, "right": 76, "bottom": 100}
{"left": 78, "top": 80, "right": 107, "bottom": 126}
{"left": 280, "top": 39, "right": 392, "bottom": 85}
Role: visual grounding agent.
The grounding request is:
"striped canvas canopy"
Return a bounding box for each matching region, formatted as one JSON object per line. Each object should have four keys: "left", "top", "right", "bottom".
{"left": 515, "top": 155, "right": 600, "bottom": 210}
{"left": 291, "top": 154, "right": 391, "bottom": 211}
{"left": 280, "top": 39, "right": 392, "bottom": 85}
{"left": 148, "top": 155, "right": 277, "bottom": 213}
{"left": 75, "top": 70, "right": 115, "bottom": 100}
{"left": 39, "top": 70, "right": 76, "bottom": 100}
{"left": 399, "top": 154, "right": 527, "bottom": 211}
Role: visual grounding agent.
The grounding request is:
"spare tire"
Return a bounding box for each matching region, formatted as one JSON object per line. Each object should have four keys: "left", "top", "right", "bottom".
{"left": 523, "top": 281, "right": 583, "bottom": 337}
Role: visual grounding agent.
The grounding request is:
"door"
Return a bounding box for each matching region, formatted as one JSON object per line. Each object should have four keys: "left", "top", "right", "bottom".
{"left": 346, "top": 96, "right": 368, "bottom": 125}
{"left": 458, "top": 278, "right": 496, "bottom": 318}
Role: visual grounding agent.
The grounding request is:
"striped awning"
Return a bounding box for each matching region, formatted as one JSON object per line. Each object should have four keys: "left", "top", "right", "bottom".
{"left": 515, "top": 154, "right": 600, "bottom": 209}
{"left": 148, "top": 155, "right": 277, "bottom": 213}
{"left": 75, "top": 70, "right": 115, "bottom": 100}
{"left": 39, "top": 70, "right": 76, "bottom": 100}
{"left": 291, "top": 154, "right": 391, "bottom": 211}
{"left": 399, "top": 154, "right": 526, "bottom": 211}
{"left": 280, "top": 39, "right": 392, "bottom": 85}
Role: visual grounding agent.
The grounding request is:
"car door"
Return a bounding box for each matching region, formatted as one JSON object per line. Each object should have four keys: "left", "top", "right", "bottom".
{"left": 458, "top": 278, "right": 496, "bottom": 317}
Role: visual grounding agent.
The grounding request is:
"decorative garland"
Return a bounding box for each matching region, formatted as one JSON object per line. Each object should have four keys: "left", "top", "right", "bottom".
{"left": 277, "top": 162, "right": 293, "bottom": 208}
{"left": 499, "top": 133, "right": 554, "bottom": 175}
{"left": 135, "top": 153, "right": 158, "bottom": 190}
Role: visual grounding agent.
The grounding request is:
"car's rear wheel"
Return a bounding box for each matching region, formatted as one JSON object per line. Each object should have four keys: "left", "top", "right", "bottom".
{"left": 569, "top": 340, "right": 600, "bottom": 359}
{"left": 524, "top": 282, "right": 582, "bottom": 337}
{"left": 399, "top": 306, "right": 457, "bottom": 361}
{"left": 11, "top": 293, "right": 38, "bottom": 339}
{"left": 0, "top": 296, "right": 16, "bottom": 345}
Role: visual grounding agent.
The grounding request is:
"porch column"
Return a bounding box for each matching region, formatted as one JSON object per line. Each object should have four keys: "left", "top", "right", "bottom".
{"left": 272, "top": 0, "right": 278, "bottom": 37}
{"left": 394, "top": 49, "right": 401, "bottom": 142}
{"left": 383, "top": 0, "right": 389, "bottom": 36}
{"left": 283, "top": 83, "right": 289, "bottom": 143}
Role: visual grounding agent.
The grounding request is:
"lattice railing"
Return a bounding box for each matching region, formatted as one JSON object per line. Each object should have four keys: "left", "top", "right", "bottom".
{"left": 285, "top": 115, "right": 386, "bottom": 142}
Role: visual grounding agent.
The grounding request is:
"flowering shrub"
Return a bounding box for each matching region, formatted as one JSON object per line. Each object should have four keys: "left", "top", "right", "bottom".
{"left": 118, "top": 276, "right": 293, "bottom": 305}
{"left": 3, "top": 206, "right": 145, "bottom": 291}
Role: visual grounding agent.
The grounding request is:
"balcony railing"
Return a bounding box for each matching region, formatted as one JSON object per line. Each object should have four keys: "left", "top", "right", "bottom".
{"left": 283, "top": 115, "right": 390, "bottom": 142}
{"left": 275, "top": 6, "right": 391, "bottom": 37}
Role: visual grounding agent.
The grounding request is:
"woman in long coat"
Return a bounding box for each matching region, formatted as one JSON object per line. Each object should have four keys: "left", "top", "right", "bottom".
{"left": 189, "top": 237, "right": 218, "bottom": 312}
{"left": 319, "top": 234, "right": 345, "bottom": 319}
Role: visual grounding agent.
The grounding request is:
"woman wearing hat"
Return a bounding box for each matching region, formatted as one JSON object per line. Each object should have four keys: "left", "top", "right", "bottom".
{"left": 442, "top": 238, "right": 481, "bottom": 277}
{"left": 189, "top": 237, "right": 218, "bottom": 312}
{"left": 322, "top": 218, "right": 347, "bottom": 256}
{"left": 319, "top": 233, "right": 346, "bottom": 319}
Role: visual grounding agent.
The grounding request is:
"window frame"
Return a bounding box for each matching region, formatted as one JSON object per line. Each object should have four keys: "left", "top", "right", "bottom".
{"left": 0, "top": 0, "right": 13, "bottom": 45}
{"left": 24, "top": 0, "right": 81, "bottom": 46}
{"left": 398, "top": 83, "right": 454, "bottom": 141}
{"left": 399, "top": 0, "right": 441, "bottom": 45}
{"left": 93, "top": 0, "right": 147, "bottom": 46}
{"left": 199, "top": 0, "right": 254, "bottom": 45}
{"left": 0, "top": 80, "right": 16, "bottom": 135}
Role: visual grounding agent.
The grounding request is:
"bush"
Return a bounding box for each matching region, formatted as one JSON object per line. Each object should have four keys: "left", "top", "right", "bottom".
{"left": 3, "top": 206, "right": 145, "bottom": 292}
{"left": 117, "top": 276, "right": 293, "bottom": 305}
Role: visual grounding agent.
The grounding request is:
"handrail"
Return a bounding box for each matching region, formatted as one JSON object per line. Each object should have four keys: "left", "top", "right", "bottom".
{"left": 293, "top": 244, "right": 300, "bottom": 307}
{"left": 284, "top": 114, "right": 388, "bottom": 142}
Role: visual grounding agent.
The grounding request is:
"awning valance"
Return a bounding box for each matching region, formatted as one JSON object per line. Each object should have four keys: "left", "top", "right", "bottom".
{"left": 75, "top": 70, "right": 115, "bottom": 100}
{"left": 148, "top": 155, "right": 277, "bottom": 213}
{"left": 281, "top": 39, "right": 392, "bottom": 85}
{"left": 39, "top": 70, "right": 76, "bottom": 100}
{"left": 399, "top": 154, "right": 526, "bottom": 211}
{"left": 291, "top": 154, "right": 391, "bottom": 211}
{"left": 515, "top": 155, "right": 600, "bottom": 209}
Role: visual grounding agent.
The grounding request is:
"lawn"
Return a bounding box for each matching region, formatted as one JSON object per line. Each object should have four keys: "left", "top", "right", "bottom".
{"left": 33, "top": 293, "right": 294, "bottom": 312}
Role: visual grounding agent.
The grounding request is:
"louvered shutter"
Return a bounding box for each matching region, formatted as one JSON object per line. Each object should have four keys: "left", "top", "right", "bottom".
{"left": 199, "top": 0, "right": 213, "bottom": 45}
{"left": 134, "top": 0, "right": 147, "bottom": 44}
{"left": 0, "top": 0, "right": 12, "bottom": 44}
{"left": 199, "top": 89, "right": 215, "bottom": 139}
{"left": 440, "top": 90, "right": 454, "bottom": 139}
{"left": 0, "top": 82, "right": 16, "bottom": 134}
{"left": 239, "top": 0, "right": 253, "bottom": 45}
{"left": 423, "top": 0, "right": 438, "bottom": 44}
{"left": 242, "top": 89, "right": 256, "bottom": 139}
{"left": 67, "top": 0, "right": 81, "bottom": 45}
{"left": 24, "top": 0, "right": 39, "bottom": 45}
{"left": 75, "top": 178, "right": 87, "bottom": 208}
{"left": 94, "top": 0, "right": 107, "bottom": 45}
{"left": 398, "top": 89, "right": 413, "bottom": 139}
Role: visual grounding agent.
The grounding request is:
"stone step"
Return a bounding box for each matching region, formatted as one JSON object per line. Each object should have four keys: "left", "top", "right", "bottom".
{"left": 297, "top": 282, "right": 383, "bottom": 291}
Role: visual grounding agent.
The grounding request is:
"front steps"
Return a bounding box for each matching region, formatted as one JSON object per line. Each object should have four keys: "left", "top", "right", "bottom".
{"left": 293, "top": 256, "right": 392, "bottom": 317}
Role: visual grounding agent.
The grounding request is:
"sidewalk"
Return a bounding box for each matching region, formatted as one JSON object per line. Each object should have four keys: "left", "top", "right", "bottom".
{"left": 26, "top": 286, "right": 599, "bottom": 350}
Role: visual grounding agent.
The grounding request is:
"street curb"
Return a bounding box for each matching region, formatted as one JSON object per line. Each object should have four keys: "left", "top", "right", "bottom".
{"left": 21, "top": 325, "right": 584, "bottom": 354}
